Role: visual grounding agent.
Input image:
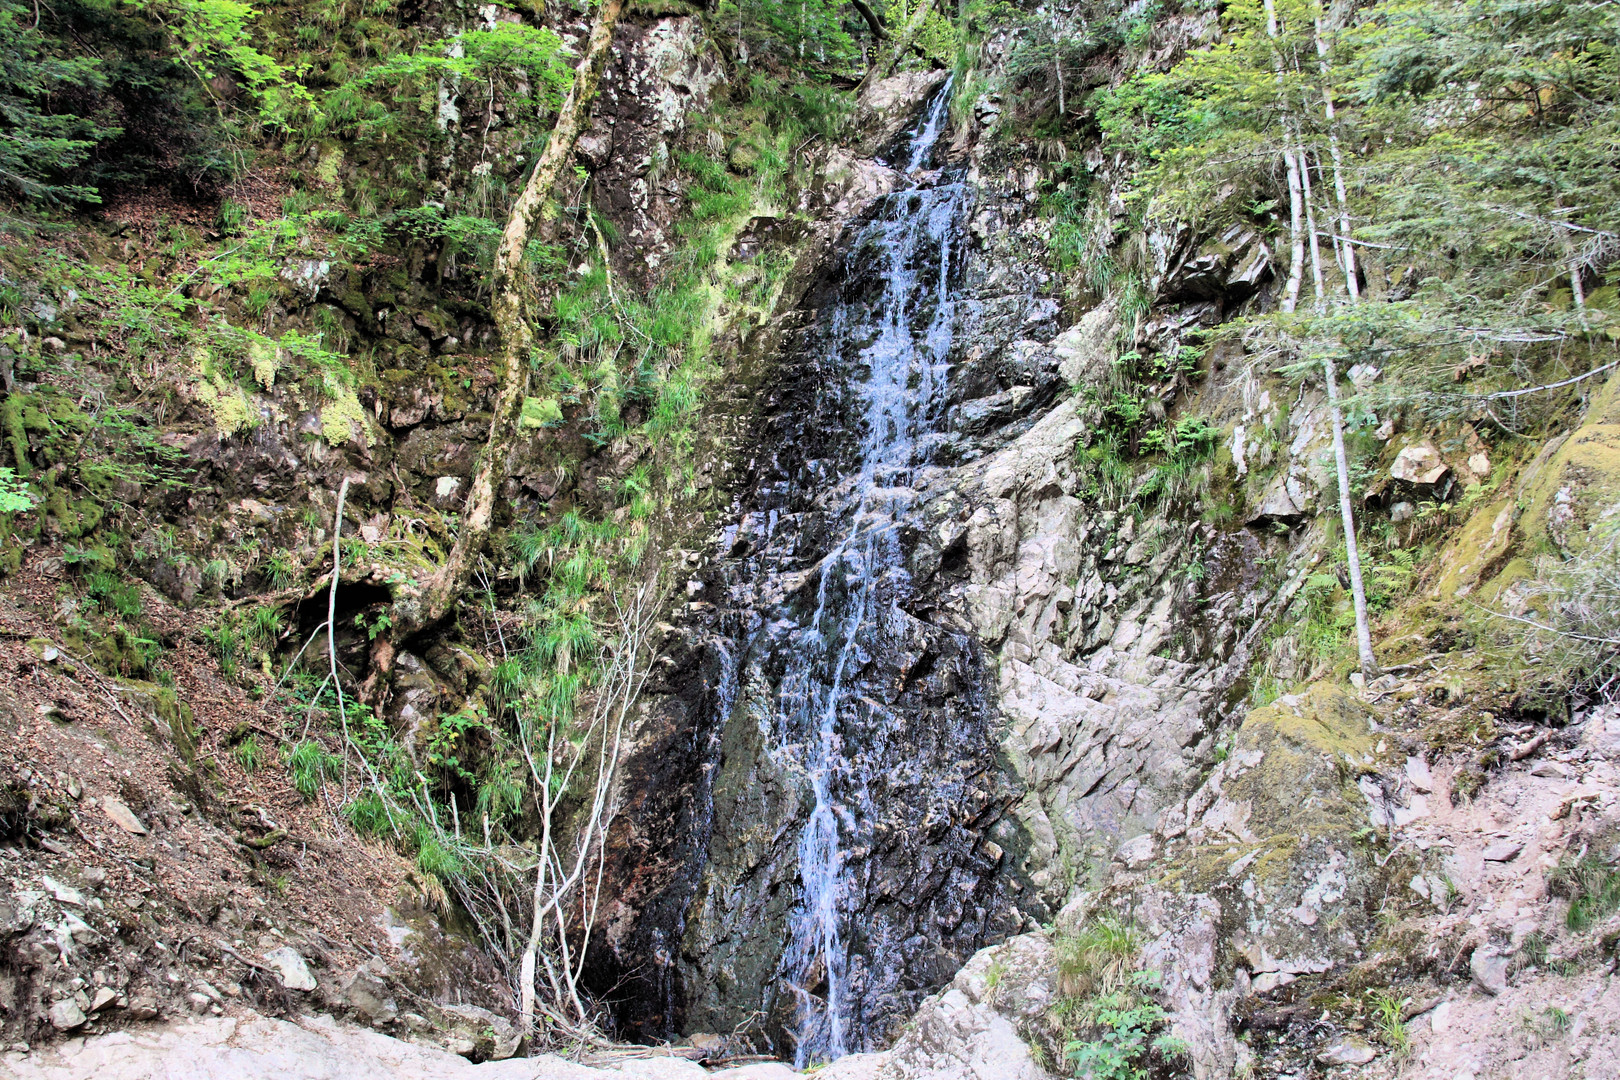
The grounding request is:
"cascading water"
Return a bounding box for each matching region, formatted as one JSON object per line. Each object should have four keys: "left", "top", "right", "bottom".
{"left": 592, "top": 76, "right": 1027, "bottom": 1060}
{"left": 776, "top": 169, "right": 964, "bottom": 1071}
{"left": 721, "top": 79, "right": 982, "bottom": 1064}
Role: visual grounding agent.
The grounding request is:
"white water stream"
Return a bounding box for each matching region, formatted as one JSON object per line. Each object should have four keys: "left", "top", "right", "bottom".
{"left": 769, "top": 79, "right": 964, "bottom": 1065}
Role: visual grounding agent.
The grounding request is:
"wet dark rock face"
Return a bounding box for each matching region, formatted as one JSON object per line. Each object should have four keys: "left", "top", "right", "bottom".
{"left": 586, "top": 106, "right": 1068, "bottom": 1061}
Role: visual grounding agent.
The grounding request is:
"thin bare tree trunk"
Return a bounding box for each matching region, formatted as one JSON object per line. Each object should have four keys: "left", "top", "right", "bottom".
{"left": 1051, "top": 9, "right": 1065, "bottom": 122}
{"left": 407, "top": 0, "right": 627, "bottom": 639}
{"left": 1280, "top": 153, "right": 1306, "bottom": 313}
{"left": 1273, "top": 0, "right": 1378, "bottom": 677}
{"left": 328, "top": 477, "right": 351, "bottom": 798}
{"left": 1322, "top": 353, "right": 1380, "bottom": 677}
{"left": 1313, "top": 12, "right": 1359, "bottom": 301}
{"left": 517, "top": 736, "right": 556, "bottom": 1039}
{"left": 1265, "top": 0, "right": 1305, "bottom": 314}
{"left": 1298, "top": 138, "right": 1327, "bottom": 308}
{"left": 1303, "top": 151, "right": 1376, "bottom": 675}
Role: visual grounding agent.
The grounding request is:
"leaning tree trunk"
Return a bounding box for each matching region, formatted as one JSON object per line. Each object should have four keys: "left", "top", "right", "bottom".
{"left": 862, "top": 0, "right": 937, "bottom": 89}
{"left": 403, "top": 0, "right": 627, "bottom": 640}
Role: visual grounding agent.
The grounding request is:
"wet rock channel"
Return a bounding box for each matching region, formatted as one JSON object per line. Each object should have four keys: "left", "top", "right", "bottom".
{"left": 587, "top": 83, "right": 1065, "bottom": 1061}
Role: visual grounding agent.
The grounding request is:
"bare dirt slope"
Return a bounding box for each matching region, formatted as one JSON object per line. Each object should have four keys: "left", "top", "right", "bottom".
{"left": 0, "top": 553, "right": 504, "bottom": 1056}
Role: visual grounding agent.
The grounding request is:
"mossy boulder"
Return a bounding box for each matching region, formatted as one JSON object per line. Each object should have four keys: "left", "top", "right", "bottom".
{"left": 1517, "top": 369, "right": 1620, "bottom": 554}
{"left": 1169, "top": 683, "right": 1403, "bottom": 993}
{"left": 1432, "top": 498, "right": 1516, "bottom": 599}
{"left": 121, "top": 680, "right": 200, "bottom": 764}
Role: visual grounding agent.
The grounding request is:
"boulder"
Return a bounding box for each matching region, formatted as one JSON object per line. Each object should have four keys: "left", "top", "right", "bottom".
{"left": 100, "top": 798, "right": 148, "bottom": 835}
{"left": 1160, "top": 225, "right": 1273, "bottom": 302}
{"left": 1316, "top": 1036, "right": 1378, "bottom": 1066}
{"left": 1391, "top": 442, "right": 1449, "bottom": 486}
{"left": 341, "top": 969, "right": 397, "bottom": 1025}
{"left": 1470, "top": 947, "right": 1510, "bottom": 995}
{"left": 47, "top": 998, "right": 86, "bottom": 1030}
{"left": 436, "top": 1003, "right": 519, "bottom": 1061}
{"left": 1179, "top": 686, "right": 1396, "bottom": 988}
{"left": 1516, "top": 369, "right": 1620, "bottom": 554}
{"left": 263, "top": 946, "right": 317, "bottom": 992}
{"left": 1246, "top": 468, "right": 1314, "bottom": 527}
{"left": 1051, "top": 302, "right": 1118, "bottom": 386}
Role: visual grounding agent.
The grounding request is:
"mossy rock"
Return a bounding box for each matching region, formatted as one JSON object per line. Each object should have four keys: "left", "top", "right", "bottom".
{"left": 1431, "top": 498, "right": 1516, "bottom": 600}
{"left": 1165, "top": 683, "right": 1394, "bottom": 987}
{"left": 1517, "top": 369, "right": 1620, "bottom": 553}
{"left": 44, "top": 489, "right": 104, "bottom": 538}
{"left": 123, "top": 680, "right": 200, "bottom": 764}
{"left": 0, "top": 535, "right": 23, "bottom": 574}
{"left": 2, "top": 395, "right": 28, "bottom": 473}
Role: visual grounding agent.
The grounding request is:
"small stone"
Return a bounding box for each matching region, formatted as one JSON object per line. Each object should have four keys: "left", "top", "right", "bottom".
{"left": 1391, "top": 442, "right": 1449, "bottom": 486}
{"left": 263, "top": 946, "right": 317, "bottom": 992}
{"left": 89, "top": 987, "right": 117, "bottom": 1012}
{"left": 1471, "top": 947, "right": 1510, "bottom": 995}
{"left": 341, "top": 969, "right": 397, "bottom": 1024}
{"left": 64, "top": 912, "right": 96, "bottom": 942}
{"left": 187, "top": 993, "right": 212, "bottom": 1013}
{"left": 125, "top": 997, "right": 160, "bottom": 1020}
{"left": 1482, "top": 840, "right": 1523, "bottom": 862}
{"left": 1430, "top": 1000, "right": 1453, "bottom": 1033}
{"left": 1316, "top": 1035, "right": 1378, "bottom": 1066}
{"left": 1405, "top": 755, "right": 1434, "bottom": 793}
{"left": 48, "top": 999, "right": 86, "bottom": 1030}
{"left": 445, "top": 1037, "right": 477, "bottom": 1058}
{"left": 1251, "top": 971, "right": 1295, "bottom": 993}
{"left": 1390, "top": 500, "right": 1415, "bottom": 522}
{"left": 41, "top": 875, "right": 85, "bottom": 907}
{"left": 101, "top": 798, "right": 149, "bottom": 835}
{"left": 1529, "top": 760, "right": 1569, "bottom": 778}
{"left": 7, "top": 1043, "right": 28, "bottom": 1053}
{"left": 1114, "top": 833, "right": 1156, "bottom": 869}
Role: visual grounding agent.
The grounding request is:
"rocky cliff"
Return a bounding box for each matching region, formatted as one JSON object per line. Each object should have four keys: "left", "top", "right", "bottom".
{"left": 2, "top": 0, "right": 1619, "bottom": 1077}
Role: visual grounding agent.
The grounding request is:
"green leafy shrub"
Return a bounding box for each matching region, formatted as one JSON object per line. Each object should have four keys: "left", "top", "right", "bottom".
{"left": 288, "top": 739, "right": 341, "bottom": 798}
{"left": 346, "top": 791, "right": 395, "bottom": 838}
{"left": 232, "top": 734, "right": 263, "bottom": 773}
{"left": 205, "top": 617, "right": 243, "bottom": 678}
{"left": 1550, "top": 850, "right": 1620, "bottom": 931}
{"left": 1063, "top": 970, "right": 1184, "bottom": 1080}
{"left": 413, "top": 824, "right": 462, "bottom": 880}
{"left": 1057, "top": 915, "right": 1140, "bottom": 998}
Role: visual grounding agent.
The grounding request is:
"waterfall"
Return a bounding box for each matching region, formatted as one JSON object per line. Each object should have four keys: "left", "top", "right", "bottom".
{"left": 900, "top": 74, "right": 954, "bottom": 174}
{"left": 765, "top": 82, "right": 966, "bottom": 1066}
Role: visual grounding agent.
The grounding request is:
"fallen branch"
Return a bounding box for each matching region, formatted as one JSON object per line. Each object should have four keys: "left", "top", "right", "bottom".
{"left": 1508, "top": 734, "right": 1547, "bottom": 761}
{"left": 1476, "top": 359, "right": 1620, "bottom": 400}
{"left": 329, "top": 477, "right": 351, "bottom": 799}
{"left": 237, "top": 828, "right": 288, "bottom": 850}
{"left": 1466, "top": 597, "right": 1620, "bottom": 647}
